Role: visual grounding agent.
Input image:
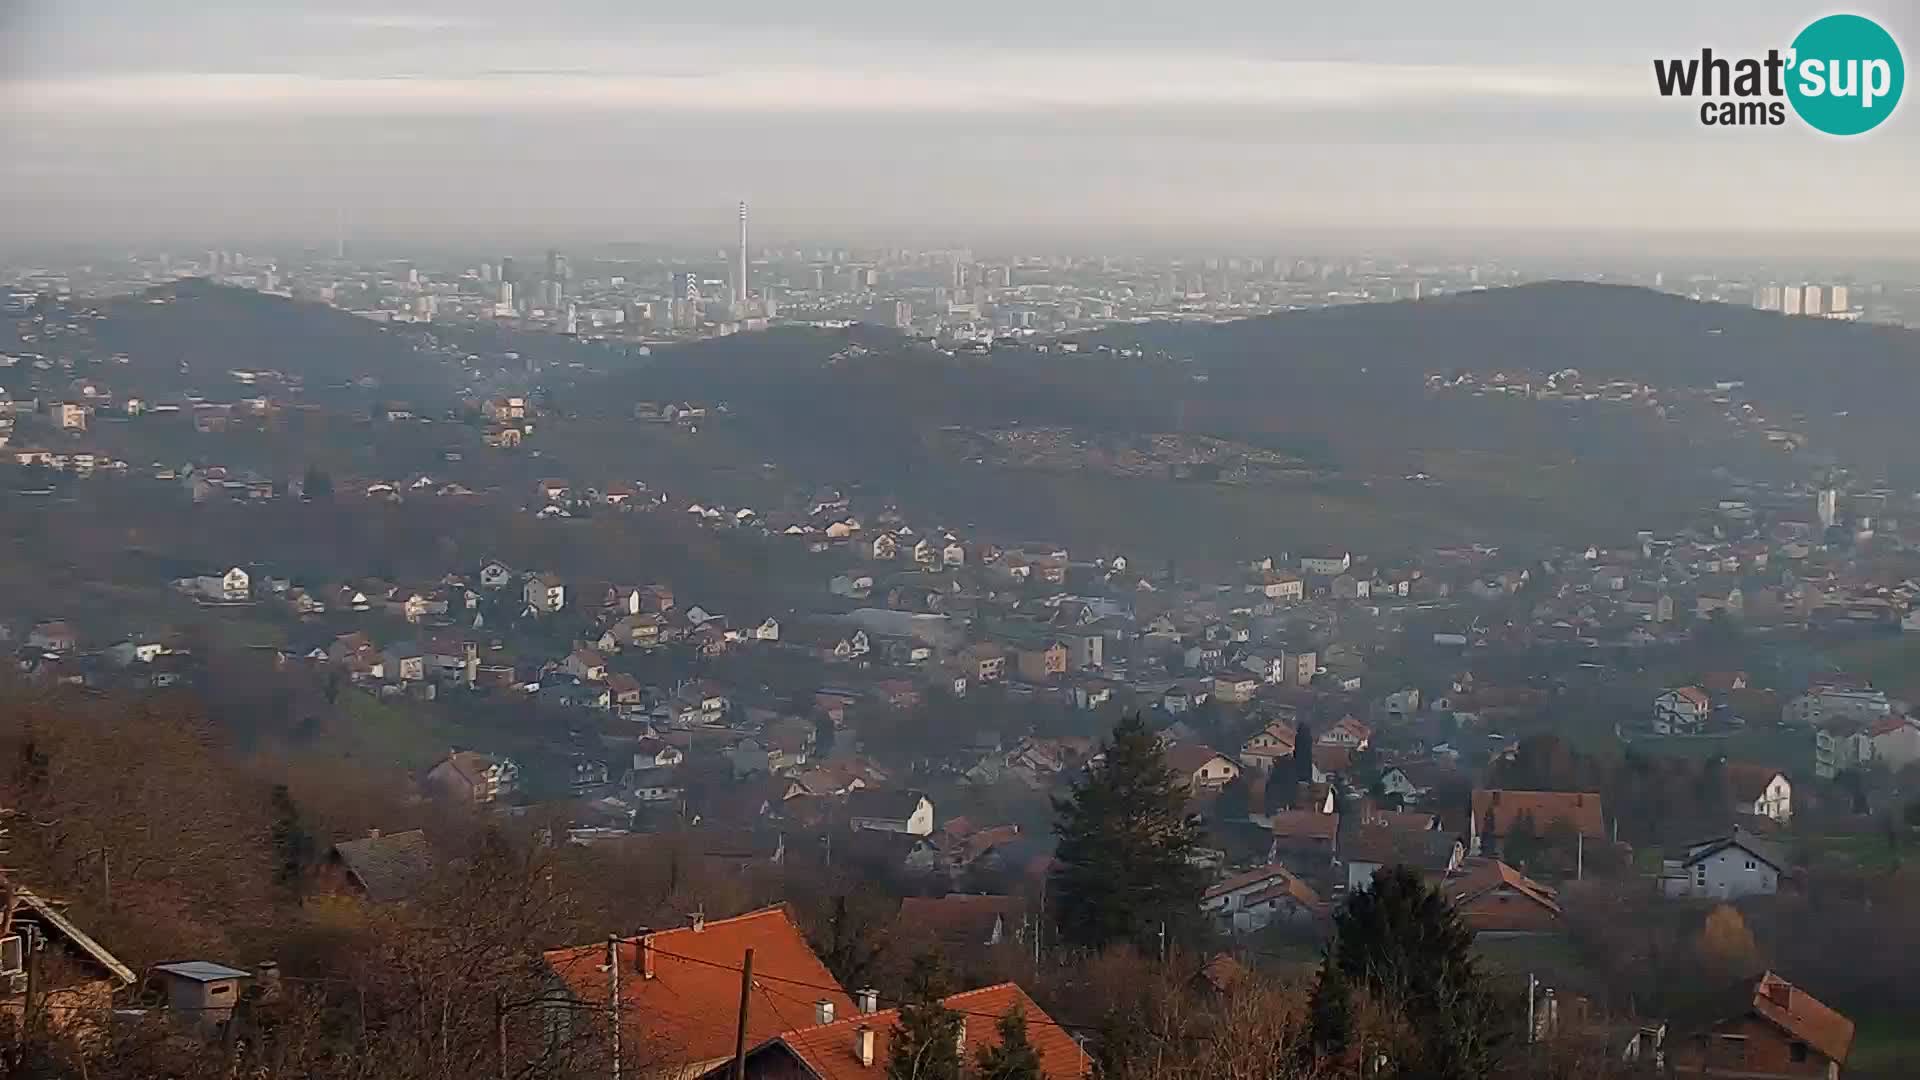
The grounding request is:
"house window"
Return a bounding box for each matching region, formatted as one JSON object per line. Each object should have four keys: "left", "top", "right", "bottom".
{"left": 1745, "top": 860, "right": 1756, "bottom": 870}
{"left": 1790, "top": 1041, "right": 1808, "bottom": 1063}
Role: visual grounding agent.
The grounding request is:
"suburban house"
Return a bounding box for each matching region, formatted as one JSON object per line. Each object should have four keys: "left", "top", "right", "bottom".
{"left": 1239, "top": 720, "right": 1297, "bottom": 770}
{"left": 562, "top": 647, "right": 609, "bottom": 682}
{"left": 1300, "top": 552, "right": 1351, "bottom": 576}
{"left": 1342, "top": 827, "right": 1465, "bottom": 894}
{"left": 1200, "top": 864, "right": 1323, "bottom": 934}
{"left": 1654, "top": 686, "right": 1713, "bottom": 736}
{"left": 543, "top": 908, "right": 857, "bottom": 1078}
{"left": 896, "top": 894, "right": 1026, "bottom": 950}
{"left": 1726, "top": 764, "right": 1792, "bottom": 823}
{"left": 1443, "top": 859, "right": 1563, "bottom": 937}
{"left": 1015, "top": 641, "right": 1069, "bottom": 682}
{"left": 1666, "top": 972, "right": 1852, "bottom": 1079}
{"left": 698, "top": 982, "right": 1087, "bottom": 1080}
{"left": 424, "top": 751, "right": 520, "bottom": 804}
{"left": 1468, "top": 790, "right": 1605, "bottom": 856}
{"left": 523, "top": 573, "right": 566, "bottom": 614}
{"left": 1868, "top": 714, "right": 1920, "bottom": 769}
{"left": 1212, "top": 674, "right": 1261, "bottom": 703}
{"left": 1787, "top": 685, "right": 1890, "bottom": 728}
{"left": 1318, "top": 714, "right": 1372, "bottom": 750}
{"left": 1164, "top": 744, "right": 1241, "bottom": 792}
{"left": 1659, "top": 829, "right": 1787, "bottom": 901}
{"left": 846, "top": 789, "right": 935, "bottom": 835}
{"left": 1267, "top": 811, "right": 1340, "bottom": 869}
{"left": 323, "top": 828, "right": 434, "bottom": 902}
{"left": 0, "top": 886, "right": 137, "bottom": 1037}
{"left": 1814, "top": 722, "right": 1875, "bottom": 780}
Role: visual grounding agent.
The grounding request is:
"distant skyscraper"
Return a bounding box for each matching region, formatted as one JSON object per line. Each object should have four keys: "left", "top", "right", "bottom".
{"left": 737, "top": 201, "right": 750, "bottom": 301}
{"left": 500, "top": 256, "right": 517, "bottom": 285}
{"left": 1802, "top": 285, "right": 1823, "bottom": 316}
{"left": 1783, "top": 287, "right": 1803, "bottom": 316}
{"left": 673, "top": 272, "right": 699, "bottom": 302}
{"left": 1818, "top": 488, "right": 1839, "bottom": 529}
{"left": 893, "top": 300, "right": 912, "bottom": 329}
{"left": 1829, "top": 285, "right": 1850, "bottom": 312}
{"left": 498, "top": 282, "right": 514, "bottom": 306}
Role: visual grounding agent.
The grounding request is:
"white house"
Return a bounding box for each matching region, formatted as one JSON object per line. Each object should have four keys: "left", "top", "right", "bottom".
{"left": 847, "top": 790, "right": 935, "bottom": 836}
{"left": 1164, "top": 745, "right": 1241, "bottom": 792}
{"left": 1869, "top": 715, "right": 1920, "bottom": 770}
{"left": 1300, "top": 552, "right": 1351, "bottom": 576}
{"left": 1200, "top": 865, "right": 1320, "bottom": 934}
{"left": 1728, "top": 766, "right": 1792, "bottom": 823}
{"left": 1659, "top": 831, "right": 1785, "bottom": 900}
{"left": 523, "top": 574, "right": 566, "bottom": 614}
{"left": 478, "top": 561, "right": 513, "bottom": 589}
{"left": 1652, "top": 686, "right": 1711, "bottom": 736}
{"left": 1787, "top": 686, "right": 1890, "bottom": 727}
{"left": 753, "top": 618, "right": 781, "bottom": 642}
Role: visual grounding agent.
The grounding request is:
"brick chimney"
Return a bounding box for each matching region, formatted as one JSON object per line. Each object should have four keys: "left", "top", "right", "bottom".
{"left": 691, "top": 911, "right": 706, "bottom": 933}
{"left": 367, "top": 827, "right": 381, "bottom": 840}
{"left": 1765, "top": 977, "right": 1792, "bottom": 1010}
{"left": 857, "top": 987, "right": 879, "bottom": 1015}
{"left": 855, "top": 1026, "right": 876, "bottom": 1067}
{"left": 816, "top": 999, "right": 835, "bottom": 1025}
{"left": 641, "top": 934, "right": 656, "bottom": 980}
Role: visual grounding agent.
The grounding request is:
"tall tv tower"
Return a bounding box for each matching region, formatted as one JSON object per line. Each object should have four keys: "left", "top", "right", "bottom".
{"left": 737, "top": 201, "right": 750, "bottom": 303}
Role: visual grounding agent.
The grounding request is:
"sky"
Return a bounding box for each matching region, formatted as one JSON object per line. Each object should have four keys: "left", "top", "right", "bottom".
{"left": 2, "top": 1, "right": 1917, "bottom": 253}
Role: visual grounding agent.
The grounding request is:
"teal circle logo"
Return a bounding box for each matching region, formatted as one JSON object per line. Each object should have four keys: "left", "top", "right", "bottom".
{"left": 1787, "top": 14, "right": 1904, "bottom": 135}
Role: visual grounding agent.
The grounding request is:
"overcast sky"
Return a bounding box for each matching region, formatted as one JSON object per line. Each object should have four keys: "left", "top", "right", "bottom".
{"left": 2, "top": 1, "right": 1917, "bottom": 253}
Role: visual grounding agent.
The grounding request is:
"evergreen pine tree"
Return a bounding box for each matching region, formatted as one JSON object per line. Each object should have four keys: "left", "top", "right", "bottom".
{"left": 888, "top": 952, "right": 964, "bottom": 1080}
{"left": 974, "top": 1005, "right": 1044, "bottom": 1080}
{"left": 1051, "top": 712, "right": 1206, "bottom": 950}
{"left": 1309, "top": 865, "right": 1502, "bottom": 1079}
{"left": 1215, "top": 772, "right": 1253, "bottom": 823}
{"left": 1293, "top": 723, "right": 1315, "bottom": 783}
{"left": 268, "top": 784, "right": 314, "bottom": 892}
{"left": 814, "top": 710, "right": 837, "bottom": 758}
{"left": 301, "top": 465, "right": 334, "bottom": 501}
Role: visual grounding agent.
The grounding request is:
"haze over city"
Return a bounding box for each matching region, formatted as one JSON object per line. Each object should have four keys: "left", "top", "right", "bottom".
{"left": 4, "top": 0, "right": 1920, "bottom": 251}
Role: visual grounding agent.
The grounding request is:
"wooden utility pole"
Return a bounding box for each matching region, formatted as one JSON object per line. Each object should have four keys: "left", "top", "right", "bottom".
{"left": 23, "top": 924, "right": 38, "bottom": 1037}
{"left": 731, "top": 948, "right": 755, "bottom": 1080}
{"left": 608, "top": 935, "right": 622, "bottom": 1080}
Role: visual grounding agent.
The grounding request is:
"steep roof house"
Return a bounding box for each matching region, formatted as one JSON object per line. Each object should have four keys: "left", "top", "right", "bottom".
{"left": 1667, "top": 972, "right": 1852, "bottom": 1079}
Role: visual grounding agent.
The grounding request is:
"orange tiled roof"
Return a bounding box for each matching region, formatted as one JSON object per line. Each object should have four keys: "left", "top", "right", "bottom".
{"left": 1471, "top": 789, "right": 1605, "bottom": 839}
{"left": 543, "top": 906, "right": 853, "bottom": 1071}
{"left": 1750, "top": 972, "right": 1854, "bottom": 1064}
{"left": 775, "top": 983, "right": 1087, "bottom": 1080}
{"left": 1445, "top": 859, "right": 1562, "bottom": 916}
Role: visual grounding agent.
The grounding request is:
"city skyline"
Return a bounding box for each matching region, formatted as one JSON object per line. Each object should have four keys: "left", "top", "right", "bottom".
{"left": 2, "top": 1, "right": 1919, "bottom": 252}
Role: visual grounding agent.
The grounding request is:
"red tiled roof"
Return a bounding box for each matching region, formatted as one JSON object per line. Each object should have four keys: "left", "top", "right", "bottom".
{"left": 1724, "top": 763, "right": 1785, "bottom": 804}
{"left": 1268, "top": 810, "right": 1339, "bottom": 841}
{"left": 1202, "top": 864, "right": 1294, "bottom": 901}
{"left": 775, "top": 983, "right": 1087, "bottom": 1080}
{"left": 897, "top": 894, "right": 1025, "bottom": 947}
{"left": 544, "top": 906, "right": 852, "bottom": 1070}
{"left": 1471, "top": 789, "right": 1605, "bottom": 839}
{"left": 1163, "top": 743, "right": 1234, "bottom": 778}
{"left": 1750, "top": 972, "right": 1854, "bottom": 1064}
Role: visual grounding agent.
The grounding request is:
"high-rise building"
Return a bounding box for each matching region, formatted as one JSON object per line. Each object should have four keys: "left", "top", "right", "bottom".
{"left": 893, "top": 300, "right": 912, "bottom": 328}
{"left": 737, "top": 201, "right": 750, "bottom": 302}
{"left": 500, "top": 256, "right": 517, "bottom": 285}
{"left": 673, "top": 272, "right": 699, "bottom": 302}
{"left": 1802, "top": 285, "right": 1823, "bottom": 316}
{"left": 499, "top": 282, "right": 514, "bottom": 306}
{"left": 1818, "top": 488, "right": 1839, "bottom": 529}
{"left": 1783, "top": 287, "right": 1803, "bottom": 316}
{"left": 1829, "top": 285, "right": 1850, "bottom": 312}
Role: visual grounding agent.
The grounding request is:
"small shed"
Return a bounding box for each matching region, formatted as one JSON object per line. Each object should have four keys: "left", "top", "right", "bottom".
{"left": 152, "top": 961, "right": 252, "bottom": 1029}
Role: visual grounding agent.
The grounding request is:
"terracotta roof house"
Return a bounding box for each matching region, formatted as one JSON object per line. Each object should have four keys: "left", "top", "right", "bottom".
{"left": 1667, "top": 972, "right": 1853, "bottom": 1079}
{"left": 1443, "top": 859, "right": 1563, "bottom": 936}
{"left": 1469, "top": 789, "right": 1605, "bottom": 856}
{"left": 698, "top": 982, "right": 1088, "bottom": 1080}
{"left": 325, "top": 829, "right": 433, "bottom": 902}
{"left": 544, "top": 907, "right": 855, "bottom": 1076}
{"left": 1162, "top": 744, "right": 1241, "bottom": 792}
{"left": 895, "top": 894, "right": 1026, "bottom": 950}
